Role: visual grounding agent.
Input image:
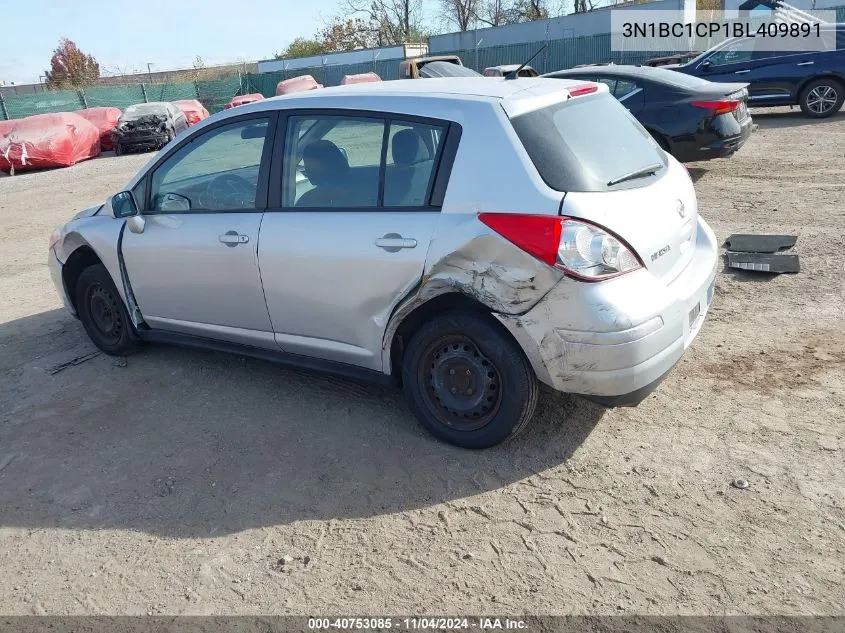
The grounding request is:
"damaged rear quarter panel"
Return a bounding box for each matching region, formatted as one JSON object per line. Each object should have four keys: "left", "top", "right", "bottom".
{"left": 381, "top": 212, "right": 562, "bottom": 371}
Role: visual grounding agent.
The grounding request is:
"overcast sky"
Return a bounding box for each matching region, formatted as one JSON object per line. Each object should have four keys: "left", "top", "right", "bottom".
{"left": 0, "top": 0, "right": 344, "bottom": 84}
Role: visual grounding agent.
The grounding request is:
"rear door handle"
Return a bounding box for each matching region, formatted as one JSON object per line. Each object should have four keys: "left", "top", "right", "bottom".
{"left": 375, "top": 233, "right": 417, "bottom": 252}
{"left": 796, "top": 61, "right": 815, "bottom": 66}
{"left": 219, "top": 231, "right": 249, "bottom": 247}
{"left": 734, "top": 69, "right": 750, "bottom": 74}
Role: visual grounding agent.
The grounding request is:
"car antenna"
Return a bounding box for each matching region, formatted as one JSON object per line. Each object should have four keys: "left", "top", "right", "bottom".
{"left": 506, "top": 44, "right": 548, "bottom": 80}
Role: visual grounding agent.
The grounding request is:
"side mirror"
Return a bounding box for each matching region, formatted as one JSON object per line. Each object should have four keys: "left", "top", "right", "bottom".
{"left": 700, "top": 61, "right": 712, "bottom": 72}
{"left": 110, "top": 191, "right": 138, "bottom": 219}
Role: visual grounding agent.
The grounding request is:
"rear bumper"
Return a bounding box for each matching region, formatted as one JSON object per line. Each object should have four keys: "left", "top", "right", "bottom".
{"left": 672, "top": 114, "right": 753, "bottom": 162}
{"left": 495, "top": 216, "right": 718, "bottom": 405}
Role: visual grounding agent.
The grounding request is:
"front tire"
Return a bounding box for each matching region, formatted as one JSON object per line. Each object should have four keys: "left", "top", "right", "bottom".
{"left": 401, "top": 310, "right": 539, "bottom": 449}
{"left": 114, "top": 143, "right": 123, "bottom": 156}
{"left": 799, "top": 78, "right": 844, "bottom": 118}
{"left": 75, "top": 264, "right": 138, "bottom": 356}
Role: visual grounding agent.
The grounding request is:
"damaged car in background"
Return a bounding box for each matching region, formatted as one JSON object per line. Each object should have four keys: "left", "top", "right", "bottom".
{"left": 113, "top": 102, "right": 188, "bottom": 155}
{"left": 48, "top": 78, "right": 717, "bottom": 449}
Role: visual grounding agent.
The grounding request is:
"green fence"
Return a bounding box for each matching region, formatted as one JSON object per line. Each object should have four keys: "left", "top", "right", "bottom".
{"left": 0, "top": 75, "right": 243, "bottom": 121}
{"left": 3, "top": 6, "right": 845, "bottom": 121}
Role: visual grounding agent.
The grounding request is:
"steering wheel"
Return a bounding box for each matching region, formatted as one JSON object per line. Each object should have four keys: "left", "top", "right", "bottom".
{"left": 199, "top": 174, "right": 255, "bottom": 210}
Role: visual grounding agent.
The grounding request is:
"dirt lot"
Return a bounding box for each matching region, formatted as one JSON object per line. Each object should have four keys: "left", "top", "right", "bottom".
{"left": 0, "top": 108, "right": 843, "bottom": 616}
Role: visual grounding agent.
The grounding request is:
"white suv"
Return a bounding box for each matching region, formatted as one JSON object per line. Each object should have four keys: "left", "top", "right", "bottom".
{"left": 48, "top": 78, "right": 717, "bottom": 448}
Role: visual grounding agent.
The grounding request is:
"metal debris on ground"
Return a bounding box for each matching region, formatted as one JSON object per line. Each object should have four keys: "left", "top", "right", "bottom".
{"left": 723, "top": 234, "right": 799, "bottom": 274}
{"left": 46, "top": 351, "right": 101, "bottom": 375}
{"left": 732, "top": 478, "right": 750, "bottom": 490}
{"left": 726, "top": 252, "right": 800, "bottom": 273}
{"left": 724, "top": 234, "right": 797, "bottom": 253}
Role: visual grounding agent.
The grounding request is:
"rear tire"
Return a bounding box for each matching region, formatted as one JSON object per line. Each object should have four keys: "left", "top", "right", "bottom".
{"left": 114, "top": 143, "right": 123, "bottom": 156}
{"left": 75, "top": 264, "right": 138, "bottom": 356}
{"left": 799, "top": 78, "right": 844, "bottom": 118}
{"left": 401, "top": 310, "right": 539, "bottom": 449}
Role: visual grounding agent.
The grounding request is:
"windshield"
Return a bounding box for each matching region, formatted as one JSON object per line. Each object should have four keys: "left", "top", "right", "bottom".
{"left": 510, "top": 92, "right": 667, "bottom": 192}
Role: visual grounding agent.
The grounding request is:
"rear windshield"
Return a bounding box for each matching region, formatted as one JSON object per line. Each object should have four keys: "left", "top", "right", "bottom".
{"left": 510, "top": 92, "right": 667, "bottom": 192}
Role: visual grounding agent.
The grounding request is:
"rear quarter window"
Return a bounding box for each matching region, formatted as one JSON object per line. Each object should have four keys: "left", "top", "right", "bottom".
{"left": 510, "top": 92, "right": 667, "bottom": 192}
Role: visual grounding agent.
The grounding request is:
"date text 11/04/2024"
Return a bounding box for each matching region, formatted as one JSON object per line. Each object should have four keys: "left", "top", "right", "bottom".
{"left": 307, "top": 618, "right": 528, "bottom": 630}
{"left": 622, "top": 21, "right": 821, "bottom": 38}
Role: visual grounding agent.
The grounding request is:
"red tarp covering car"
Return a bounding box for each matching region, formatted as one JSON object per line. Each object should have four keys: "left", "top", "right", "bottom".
{"left": 172, "top": 99, "right": 210, "bottom": 126}
{"left": 275, "top": 75, "right": 323, "bottom": 96}
{"left": 0, "top": 113, "right": 100, "bottom": 173}
{"left": 75, "top": 106, "right": 122, "bottom": 151}
{"left": 224, "top": 93, "right": 265, "bottom": 109}
{"left": 0, "top": 119, "right": 14, "bottom": 139}
{"left": 340, "top": 72, "right": 381, "bottom": 85}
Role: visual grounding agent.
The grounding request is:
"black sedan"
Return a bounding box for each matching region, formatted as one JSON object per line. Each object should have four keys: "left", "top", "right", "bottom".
{"left": 544, "top": 65, "right": 753, "bottom": 162}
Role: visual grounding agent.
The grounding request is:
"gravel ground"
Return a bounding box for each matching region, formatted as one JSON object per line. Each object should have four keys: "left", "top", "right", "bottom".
{"left": 0, "top": 108, "right": 842, "bottom": 616}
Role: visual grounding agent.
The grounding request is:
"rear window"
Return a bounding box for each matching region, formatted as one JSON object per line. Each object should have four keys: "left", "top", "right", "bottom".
{"left": 510, "top": 92, "right": 667, "bottom": 192}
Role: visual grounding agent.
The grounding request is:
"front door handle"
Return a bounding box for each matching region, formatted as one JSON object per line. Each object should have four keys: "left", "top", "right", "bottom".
{"left": 734, "top": 69, "right": 750, "bottom": 74}
{"left": 796, "top": 61, "right": 815, "bottom": 66}
{"left": 375, "top": 233, "right": 417, "bottom": 252}
{"left": 219, "top": 230, "right": 249, "bottom": 247}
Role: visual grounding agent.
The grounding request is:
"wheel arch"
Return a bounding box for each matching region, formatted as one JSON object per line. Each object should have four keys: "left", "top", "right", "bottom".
{"left": 61, "top": 243, "right": 105, "bottom": 313}
{"left": 796, "top": 73, "right": 845, "bottom": 101}
{"left": 385, "top": 291, "right": 531, "bottom": 385}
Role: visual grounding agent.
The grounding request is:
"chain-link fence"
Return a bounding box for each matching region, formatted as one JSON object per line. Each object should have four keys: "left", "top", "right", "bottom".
{"left": 3, "top": 4, "right": 844, "bottom": 121}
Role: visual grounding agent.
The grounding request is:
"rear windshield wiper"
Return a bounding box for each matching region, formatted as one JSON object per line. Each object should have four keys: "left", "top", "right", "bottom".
{"left": 607, "top": 163, "right": 663, "bottom": 187}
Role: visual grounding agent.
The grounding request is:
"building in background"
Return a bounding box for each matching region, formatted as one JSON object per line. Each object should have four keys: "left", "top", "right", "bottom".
{"left": 257, "top": 43, "right": 429, "bottom": 74}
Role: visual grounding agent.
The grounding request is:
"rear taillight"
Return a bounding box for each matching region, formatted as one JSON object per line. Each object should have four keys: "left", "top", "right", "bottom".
{"left": 568, "top": 83, "right": 599, "bottom": 98}
{"left": 478, "top": 213, "right": 642, "bottom": 281}
{"left": 692, "top": 100, "right": 740, "bottom": 116}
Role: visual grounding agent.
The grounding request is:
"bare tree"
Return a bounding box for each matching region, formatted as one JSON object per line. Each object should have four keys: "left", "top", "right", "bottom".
{"left": 440, "top": 0, "right": 478, "bottom": 31}
{"left": 341, "top": 0, "right": 428, "bottom": 45}
{"left": 474, "top": 0, "right": 507, "bottom": 26}
{"left": 515, "top": 0, "right": 549, "bottom": 20}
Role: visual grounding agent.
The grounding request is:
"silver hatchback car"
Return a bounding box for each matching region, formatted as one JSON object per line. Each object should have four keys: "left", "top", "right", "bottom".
{"left": 49, "top": 78, "right": 717, "bottom": 448}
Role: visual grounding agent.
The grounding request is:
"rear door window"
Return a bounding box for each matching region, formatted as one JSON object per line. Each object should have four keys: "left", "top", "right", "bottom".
{"left": 510, "top": 92, "right": 666, "bottom": 192}
{"left": 384, "top": 121, "right": 446, "bottom": 207}
{"left": 284, "top": 116, "right": 383, "bottom": 208}
{"left": 281, "top": 115, "right": 447, "bottom": 208}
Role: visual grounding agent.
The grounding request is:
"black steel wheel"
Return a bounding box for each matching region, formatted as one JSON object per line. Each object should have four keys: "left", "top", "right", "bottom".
{"left": 800, "top": 78, "right": 844, "bottom": 118}
{"left": 419, "top": 333, "right": 503, "bottom": 431}
{"left": 75, "top": 264, "right": 138, "bottom": 356}
{"left": 402, "top": 310, "right": 539, "bottom": 449}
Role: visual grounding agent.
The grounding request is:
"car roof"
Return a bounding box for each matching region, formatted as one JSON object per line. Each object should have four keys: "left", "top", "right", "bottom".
{"left": 241, "top": 77, "right": 590, "bottom": 107}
